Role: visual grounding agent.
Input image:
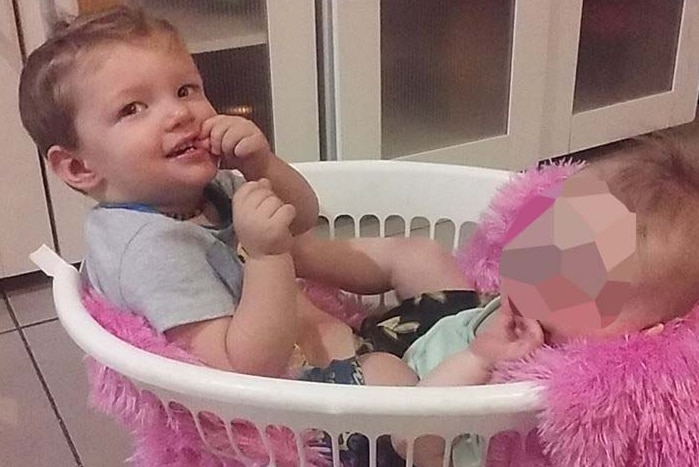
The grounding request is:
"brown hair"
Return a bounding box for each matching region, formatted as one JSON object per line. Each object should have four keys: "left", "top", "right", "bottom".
{"left": 595, "top": 136, "right": 699, "bottom": 318}
{"left": 18, "top": 5, "right": 182, "bottom": 157}
{"left": 601, "top": 136, "right": 699, "bottom": 220}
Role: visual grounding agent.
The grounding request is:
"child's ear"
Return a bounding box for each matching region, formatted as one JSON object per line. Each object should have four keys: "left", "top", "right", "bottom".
{"left": 47, "top": 145, "right": 103, "bottom": 193}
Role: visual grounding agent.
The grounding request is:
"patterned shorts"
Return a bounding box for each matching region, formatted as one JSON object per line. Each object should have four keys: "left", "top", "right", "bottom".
{"left": 298, "top": 356, "right": 366, "bottom": 385}
{"left": 357, "top": 289, "right": 481, "bottom": 358}
{"left": 298, "top": 289, "right": 480, "bottom": 385}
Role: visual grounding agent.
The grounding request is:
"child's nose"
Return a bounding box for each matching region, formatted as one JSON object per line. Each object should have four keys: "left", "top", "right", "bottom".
{"left": 165, "top": 101, "right": 195, "bottom": 130}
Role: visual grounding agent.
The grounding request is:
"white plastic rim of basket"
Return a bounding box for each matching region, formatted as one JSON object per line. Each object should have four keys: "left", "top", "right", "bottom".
{"left": 31, "top": 245, "right": 545, "bottom": 415}
{"left": 30, "top": 245, "right": 543, "bottom": 418}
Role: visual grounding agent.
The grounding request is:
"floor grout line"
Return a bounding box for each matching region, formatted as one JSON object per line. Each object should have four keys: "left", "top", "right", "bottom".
{"left": 15, "top": 325, "right": 85, "bottom": 467}
{"left": 1, "top": 291, "right": 20, "bottom": 334}
{"left": 0, "top": 306, "right": 60, "bottom": 335}
{"left": 18, "top": 316, "right": 60, "bottom": 330}
{"left": 4, "top": 292, "right": 84, "bottom": 467}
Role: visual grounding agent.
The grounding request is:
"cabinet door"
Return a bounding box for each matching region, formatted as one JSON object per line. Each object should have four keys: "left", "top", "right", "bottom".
{"left": 20, "top": 0, "right": 319, "bottom": 264}
{"left": 0, "top": 0, "right": 54, "bottom": 277}
{"left": 541, "top": 0, "right": 699, "bottom": 156}
{"left": 329, "top": 0, "right": 552, "bottom": 170}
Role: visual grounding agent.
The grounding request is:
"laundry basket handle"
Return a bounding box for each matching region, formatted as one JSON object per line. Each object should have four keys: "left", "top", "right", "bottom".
{"left": 30, "top": 244, "right": 71, "bottom": 278}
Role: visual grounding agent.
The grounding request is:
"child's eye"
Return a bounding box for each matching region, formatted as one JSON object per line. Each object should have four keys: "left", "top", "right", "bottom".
{"left": 117, "top": 102, "right": 146, "bottom": 119}
{"left": 177, "top": 84, "right": 200, "bottom": 98}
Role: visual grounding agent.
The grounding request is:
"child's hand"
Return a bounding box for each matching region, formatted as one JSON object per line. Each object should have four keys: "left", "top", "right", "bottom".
{"left": 469, "top": 310, "right": 544, "bottom": 370}
{"left": 198, "top": 115, "right": 271, "bottom": 170}
{"left": 233, "top": 179, "right": 296, "bottom": 257}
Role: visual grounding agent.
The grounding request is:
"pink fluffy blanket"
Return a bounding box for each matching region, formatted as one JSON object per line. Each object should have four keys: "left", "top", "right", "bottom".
{"left": 487, "top": 306, "right": 699, "bottom": 467}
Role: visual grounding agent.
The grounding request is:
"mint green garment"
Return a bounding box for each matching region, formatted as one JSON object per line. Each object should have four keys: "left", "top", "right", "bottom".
{"left": 403, "top": 296, "right": 501, "bottom": 378}
{"left": 402, "top": 296, "right": 501, "bottom": 467}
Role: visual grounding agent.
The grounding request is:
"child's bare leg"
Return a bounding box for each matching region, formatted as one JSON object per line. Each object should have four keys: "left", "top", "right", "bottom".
{"left": 358, "top": 352, "right": 418, "bottom": 386}
{"left": 296, "top": 290, "right": 357, "bottom": 367}
{"left": 296, "top": 288, "right": 419, "bottom": 385}
{"left": 296, "top": 289, "right": 419, "bottom": 379}
{"left": 346, "top": 237, "right": 472, "bottom": 299}
{"left": 293, "top": 233, "right": 472, "bottom": 299}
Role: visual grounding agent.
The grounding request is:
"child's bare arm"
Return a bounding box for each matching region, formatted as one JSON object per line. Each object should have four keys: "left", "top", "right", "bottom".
{"left": 417, "top": 349, "right": 492, "bottom": 387}
{"left": 198, "top": 115, "right": 319, "bottom": 234}
{"left": 167, "top": 179, "right": 299, "bottom": 376}
{"left": 225, "top": 254, "right": 297, "bottom": 375}
{"left": 166, "top": 254, "right": 297, "bottom": 376}
{"left": 394, "top": 311, "right": 543, "bottom": 467}
{"left": 420, "top": 309, "right": 544, "bottom": 387}
{"left": 236, "top": 153, "right": 318, "bottom": 235}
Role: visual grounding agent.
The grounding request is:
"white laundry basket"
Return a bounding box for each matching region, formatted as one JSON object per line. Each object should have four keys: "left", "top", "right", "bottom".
{"left": 31, "top": 160, "right": 543, "bottom": 467}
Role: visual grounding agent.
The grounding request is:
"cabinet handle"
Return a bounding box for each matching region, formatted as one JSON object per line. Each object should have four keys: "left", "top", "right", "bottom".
{"left": 224, "top": 104, "right": 254, "bottom": 118}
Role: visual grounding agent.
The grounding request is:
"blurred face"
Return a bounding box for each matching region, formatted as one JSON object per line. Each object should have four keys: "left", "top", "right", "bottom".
{"left": 70, "top": 37, "right": 218, "bottom": 209}
{"left": 499, "top": 170, "right": 639, "bottom": 344}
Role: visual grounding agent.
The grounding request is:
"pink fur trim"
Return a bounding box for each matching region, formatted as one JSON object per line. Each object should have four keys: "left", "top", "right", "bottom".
{"left": 82, "top": 288, "right": 332, "bottom": 466}
{"left": 489, "top": 305, "right": 699, "bottom": 467}
{"left": 299, "top": 279, "right": 370, "bottom": 331}
{"left": 457, "top": 160, "right": 585, "bottom": 294}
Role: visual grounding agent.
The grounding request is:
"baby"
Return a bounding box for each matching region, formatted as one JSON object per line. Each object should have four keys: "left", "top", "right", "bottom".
{"left": 396, "top": 137, "right": 699, "bottom": 466}
{"left": 18, "top": 5, "right": 479, "bottom": 389}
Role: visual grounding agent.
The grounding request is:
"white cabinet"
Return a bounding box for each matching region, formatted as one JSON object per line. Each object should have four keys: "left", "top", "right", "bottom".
{"left": 329, "top": 0, "right": 552, "bottom": 170}
{"left": 0, "top": 0, "right": 54, "bottom": 277}
{"left": 327, "top": 0, "right": 699, "bottom": 170}
{"left": 8, "top": 0, "right": 699, "bottom": 272}
{"left": 541, "top": 0, "right": 699, "bottom": 157}
{"left": 16, "top": 0, "right": 320, "bottom": 264}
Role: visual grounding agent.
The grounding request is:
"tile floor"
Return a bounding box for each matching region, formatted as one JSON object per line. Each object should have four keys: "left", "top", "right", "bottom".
{"left": 2, "top": 110, "right": 699, "bottom": 467}
{"left": 1, "top": 275, "right": 133, "bottom": 467}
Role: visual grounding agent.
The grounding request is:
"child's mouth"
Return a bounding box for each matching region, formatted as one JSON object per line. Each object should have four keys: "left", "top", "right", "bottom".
{"left": 167, "top": 142, "right": 198, "bottom": 158}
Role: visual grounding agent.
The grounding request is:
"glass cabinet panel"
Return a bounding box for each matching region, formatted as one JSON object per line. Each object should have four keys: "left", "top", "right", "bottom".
{"left": 573, "top": 0, "right": 684, "bottom": 113}
{"left": 380, "top": 0, "right": 514, "bottom": 159}
{"left": 193, "top": 45, "right": 274, "bottom": 145}
{"left": 135, "top": 0, "right": 275, "bottom": 147}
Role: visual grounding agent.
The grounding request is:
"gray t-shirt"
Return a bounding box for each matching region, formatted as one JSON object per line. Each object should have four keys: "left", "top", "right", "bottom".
{"left": 82, "top": 171, "right": 246, "bottom": 332}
